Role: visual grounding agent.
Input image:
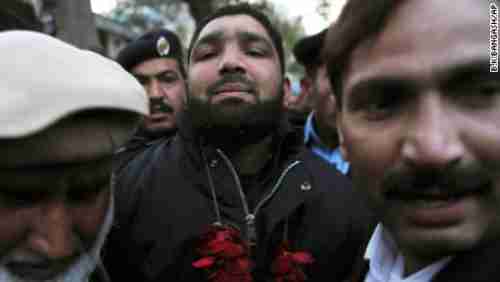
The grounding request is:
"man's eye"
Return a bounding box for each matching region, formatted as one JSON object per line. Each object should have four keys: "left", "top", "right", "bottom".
{"left": 133, "top": 75, "right": 149, "bottom": 85}
{"left": 193, "top": 47, "right": 217, "bottom": 61}
{"left": 67, "top": 176, "right": 108, "bottom": 204}
{"left": 246, "top": 48, "right": 266, "bottom": 57}
{"left": 364, "top": 98, "right": 399, "bottom": 118}
{"left": 471, "top": 81, "right": 499, "bottom": 98}
{"left": 198, "top": 52, "right": 216, "bottom": 60}
{"left": 157, "top": 74, "right": 179, "bottom": 84}
{"left": 452, "top": 80, "right": 500, "bottom": 108}
{"left": 68, "top": 186, "right": 105, "bottom": 203}
{"left": 0, "top": 191, "right": 43, "bottom": 208}
{"left": 350, "top": 89, "right": 406, "bottom": 121}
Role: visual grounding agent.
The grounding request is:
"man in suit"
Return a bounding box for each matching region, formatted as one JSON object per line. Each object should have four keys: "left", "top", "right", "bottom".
{"left": 293, "top": 28, "right": 350, "bottom": 175}
{"left": 325, "top": 0, "right": 500, "bottom": 281}
{"left": 0, "top": 30, "right": 147, "bottom": 282}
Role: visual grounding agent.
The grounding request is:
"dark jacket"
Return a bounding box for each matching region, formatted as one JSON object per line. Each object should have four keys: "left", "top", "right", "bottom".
{"left": 104, "top": 116, "right": 372, "bottom": 282}
{"left": 346, "top": 228, "right": 500, "bottom": 282}
{"left": 89, "top": 271, "right": 109, "bottom": 282}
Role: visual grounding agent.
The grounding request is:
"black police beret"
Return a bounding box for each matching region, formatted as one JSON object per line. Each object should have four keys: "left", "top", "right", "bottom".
{"left": 292, "top": 28, "right": 327, "bottom": 67}
{"left": 117, "top": 29, "right": 184, "bottom": 73}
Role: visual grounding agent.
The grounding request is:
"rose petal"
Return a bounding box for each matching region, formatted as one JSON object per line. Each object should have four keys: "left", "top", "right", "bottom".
{"left": 206, "top": 240, "right": 245, "bottom": 257}
{"left": 212, "top": 270, "right": 233, "bottom": 282}
{"left": 291, "top": 252, "right": 314, "bottom": 264}
{"left": 284, "top": 269, "right": 307, "bottom": 282}
{"left": 272, "top": 255, "right": 293, "bottom": 274}
{"left": 224, "top": 257, "right": 252, "bottom": 274}
{"left": 192, "top": 256, "right": 216, "bottom": 268}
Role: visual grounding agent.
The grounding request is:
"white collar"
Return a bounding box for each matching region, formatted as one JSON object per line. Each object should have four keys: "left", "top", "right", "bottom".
{"left": 364, "top": 224, "right": 452, "bottom": 282}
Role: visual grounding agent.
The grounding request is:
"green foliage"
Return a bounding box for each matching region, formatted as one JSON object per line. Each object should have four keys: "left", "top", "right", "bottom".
{"left": 107, "top": 0, "right": 182, "bottom": 32}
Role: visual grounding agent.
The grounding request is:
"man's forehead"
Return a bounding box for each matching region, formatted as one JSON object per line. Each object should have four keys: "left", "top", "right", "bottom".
{"left": 345, "top": 0, "right": 489, "bottom": 91}
{"left": 131, "top": 57, "right": 181, "bottom": 76}
{"left": 378, "top": 0, "right": 487, "bottom": 48}
{"left": 0, "top": 115, "right": 124, "bottom": 168}
{"left": 196, "top": 15, "right": 273, "bottom": 46}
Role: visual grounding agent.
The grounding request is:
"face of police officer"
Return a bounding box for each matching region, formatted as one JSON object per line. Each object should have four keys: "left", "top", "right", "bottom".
{"left": 337, "top": 0, "right": 500, "bottom": 273}
{"left": 131, "top": 57, "right": 186, "bottom": 134}
{"left": 187, "top": 15, "right": 285, "bottom": 134}
{"left": 311, "top": 64, "right": 338, "bottom": 146}
{"left": 0, "top": 113, "right": 120, "bottom": 281}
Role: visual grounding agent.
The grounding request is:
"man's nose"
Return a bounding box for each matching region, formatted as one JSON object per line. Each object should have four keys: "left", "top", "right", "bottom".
{"left": 401, "top": 93, "right": 465, "bottom": 169}
{"left": 218, "top": 45, "right": 245, "bottom": 74}
{"left": 147, "top": 78, "right": 165, "bottom": 98}
{"left": 28, "top": 199, "right": 77, "bottom": 260}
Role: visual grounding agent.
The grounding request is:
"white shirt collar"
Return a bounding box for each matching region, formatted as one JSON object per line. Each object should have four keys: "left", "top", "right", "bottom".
{"left": 364, "top": 224, "right": 452, "bottom": 282}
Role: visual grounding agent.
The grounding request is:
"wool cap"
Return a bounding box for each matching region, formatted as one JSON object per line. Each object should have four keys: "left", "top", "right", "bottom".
{"left": 117, "top": 28, "right": 185, "bottom": 77}
{"left": 187, "top": 3, "right": 285, "bottom": 74}
{"left": 293, "top": 28, "right": 327, "bottom": 68}
{"left": 0, "top": 30, "right": 148, "bottom": 138}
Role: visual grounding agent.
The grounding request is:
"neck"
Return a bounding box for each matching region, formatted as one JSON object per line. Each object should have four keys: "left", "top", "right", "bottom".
{"left": 226, "top": 134, "right": 274, "bottom": 176}
{"left": 312, "top": 113, "right": 338, "bottom": 149}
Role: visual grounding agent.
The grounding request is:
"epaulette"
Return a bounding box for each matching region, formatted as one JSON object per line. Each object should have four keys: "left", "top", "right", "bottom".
{"left": 115, "top": 135, "right": 174, "bottom": 154}
{"left": 113, "top": 135, "right": 174, "bottom": 173}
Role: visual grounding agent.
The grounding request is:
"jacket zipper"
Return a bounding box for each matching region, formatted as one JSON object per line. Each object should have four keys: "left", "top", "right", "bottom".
{"left": 215, "top": 149, "right": 301, "bottom": 247}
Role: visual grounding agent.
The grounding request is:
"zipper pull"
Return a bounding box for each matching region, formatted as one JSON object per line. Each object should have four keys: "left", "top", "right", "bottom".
{"left": 246, "top": 214, "right": 257, "bottom": 248}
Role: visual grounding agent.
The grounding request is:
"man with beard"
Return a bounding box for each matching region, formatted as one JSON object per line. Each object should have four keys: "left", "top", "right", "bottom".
{"left": 0, "top": 30, "right": 147, "bottom": 282}
{"left": 325, "top": 0, "right": 500, "bottom": 281}
{"left": 293, "top": 28, "right": 350, "bottom": 175}
{"left": 104, "top": 4, "right": 372, "bottom": 282}
{"left": 116, "top": 29, "right": 187, "bottom": 143}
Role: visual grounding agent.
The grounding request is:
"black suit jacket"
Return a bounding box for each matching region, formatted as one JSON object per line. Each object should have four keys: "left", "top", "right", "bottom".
{"left": 346, "top": 232, "right": 500, "bottom": 282}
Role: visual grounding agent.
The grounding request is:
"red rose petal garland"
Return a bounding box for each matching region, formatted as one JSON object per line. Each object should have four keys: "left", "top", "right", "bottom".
{"left": 192, "top": 224, "right": 253, "bottom": 282}
{"left": 271, "top": 241, "right": 314, "bottom": 282}
{"left": 193, "top": 224, "right": 314, "bottom": 282}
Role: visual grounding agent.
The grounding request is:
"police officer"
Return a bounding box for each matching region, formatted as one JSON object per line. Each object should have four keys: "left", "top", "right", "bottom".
{"left": 117, "top": 29, "right": 187, "bottom": 142}
{"left": 293, "top": 29, "right": 350, "bottom": 175}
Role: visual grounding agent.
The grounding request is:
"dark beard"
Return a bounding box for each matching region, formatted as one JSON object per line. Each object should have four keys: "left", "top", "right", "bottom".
{"left": 187, "top": 91, "right": 283, "bottom": 153}
{"left": 137, "top": 123, "right": 177, "bottom": 139}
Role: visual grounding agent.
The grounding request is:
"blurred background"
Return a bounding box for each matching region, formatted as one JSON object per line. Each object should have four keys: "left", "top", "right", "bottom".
{"left": 4, "top": 0, "right": 346, "bottom": 92}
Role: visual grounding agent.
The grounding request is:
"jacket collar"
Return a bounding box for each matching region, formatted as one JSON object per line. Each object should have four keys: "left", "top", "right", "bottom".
{"left": 433, "top": 238, "right": 500, "bottom": 282}
{"left": 348, "top": 228, "right": 500, "bottom": 282}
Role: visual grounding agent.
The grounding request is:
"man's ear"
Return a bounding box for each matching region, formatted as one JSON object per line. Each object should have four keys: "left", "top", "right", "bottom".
{"left": 300, "top": 77, "right": 313, "bottom": 97}
{"left": 283, "top": 77, "right": 292, "bottom": 98}
{"left": 282, "top": 77, "right": 297, "bottom": 108}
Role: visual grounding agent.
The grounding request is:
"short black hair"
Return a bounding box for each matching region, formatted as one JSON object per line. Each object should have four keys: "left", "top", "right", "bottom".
{"left": 324, "top": 0, "right": 401, "bottom": 106}
{"left": 187, "top": 3, "right": 285, "bottom": 74}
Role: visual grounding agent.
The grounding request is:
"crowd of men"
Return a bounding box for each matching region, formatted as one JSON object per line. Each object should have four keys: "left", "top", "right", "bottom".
{"left": 0, "top": 0, "right": 498, "bottom": 281}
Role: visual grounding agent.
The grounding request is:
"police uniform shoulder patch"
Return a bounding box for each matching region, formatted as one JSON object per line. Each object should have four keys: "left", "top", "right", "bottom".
{"left": 156, "top": 36, "right": 170, "bottom": 56}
